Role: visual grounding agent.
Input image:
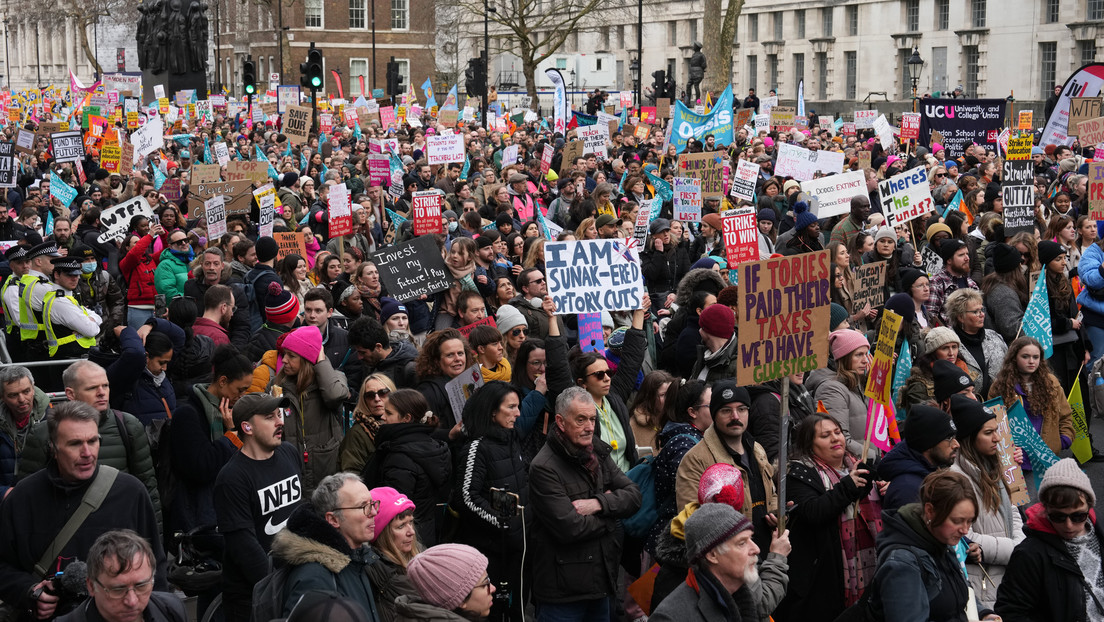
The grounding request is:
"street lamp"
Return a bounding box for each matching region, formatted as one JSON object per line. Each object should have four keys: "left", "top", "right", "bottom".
{"left": 629, "top": 56, "right": 640, "bottom": 110}
{"left": 907, "top": 46, "right": 924, "bottom": 108}
{"left": 2, "top": 19, "right": 10, "bottom": 89}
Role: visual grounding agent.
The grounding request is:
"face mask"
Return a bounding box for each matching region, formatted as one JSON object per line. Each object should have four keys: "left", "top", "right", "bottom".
{"left": 81, "top": 262, "right": 96, "bottom": 274}
{"left": 448, "top": 221, "right": 459, "bottom": 232}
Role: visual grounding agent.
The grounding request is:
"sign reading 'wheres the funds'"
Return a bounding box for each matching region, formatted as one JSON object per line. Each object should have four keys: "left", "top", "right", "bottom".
{"left": 546, "top": 239, "right": 644, "bottom": 314}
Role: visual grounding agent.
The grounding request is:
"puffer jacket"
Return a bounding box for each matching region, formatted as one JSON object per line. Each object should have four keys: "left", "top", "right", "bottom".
{"left": 364, "top": 556, "right": 419, "bottom": 622}
{"left": 270, "top": 502, "right": 383, "bottom": 619}
{"left": 0, "top": 387, "right": 50, "bottom": 498}
{"left": 1075, "top": 241, "right": 1104, "bottom": 326}
{"left": 279, "top": 358, "right": 349, "bottom": 496}
{"left": 879, "top": 440, "right": 937, "bottom": 511}
{"left": 154, "top": 247, "right": 190, "bottom": 300}
{"left": 949, "top": 459, "right": 1024, "bottom": 608}
{"left": 169, "top": 332, "right": 215, "bottom": 400}
{"left": 453, "top": 425, "right": 531, "bottom": 563}
{"left": 370, "top": 340, "right": 419, "bottom": 389}
{"left": 528, "top": 429, "right": 641, "bottom": 604}
{"left": 119, "top": 233, "right": 160, "bottom": 306}
{"left": 361, "top": 422, "right": 452, "bottom": 547}
{"left": 18, "top": 408, "right": 163, "bottom": 530}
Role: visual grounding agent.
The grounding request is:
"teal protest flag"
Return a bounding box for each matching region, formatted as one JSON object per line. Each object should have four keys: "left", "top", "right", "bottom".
{"left": 421, "top": 78, "right": 437, "bottom": 109}
{"left": 942, "top": 189, "right": 963, "bottom": 219}
{"left": 353, "top": 121, "right": 362, "bottom": 140}
{"left": 1022, "top": 269, "right": 1053, "bottom": 358}
{"left": 460, "top": 157, "right": 471, "bottom": 181}
{"left": 300, "top": 151, "right": 308, "bottom": 171}
{"left": 204, "top": 136, "right": 212, "bottom": 165}
{"left": 254, "top": 144, "right": 267, "bottom": 163}
{"left": 891, "top": 337, "right": 911, "bottom": 420}
{"left": 1003, "top": 397, "right": 1060, "bottom": 488}
{"left": 152, "top": 164, "right": 167, "bottom": 190}
{"left": 386, "top": 208, "right": 408, "bottom": 225}
{"left": 647, "top": 170, "right": 673, "bottom": 204}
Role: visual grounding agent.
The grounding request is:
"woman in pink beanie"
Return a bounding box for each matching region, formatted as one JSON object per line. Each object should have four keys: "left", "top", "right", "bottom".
{"left": 368, "top": 486, "right": 423, "bottom": 622}
{"left": 395, "top": 543, "right": 495, "bottom": 621}
{"left": 814, "top": 330, "right": 877, "bottom": 458}
{"left": 276, "top": 325, "right": 350, "bottom": 495}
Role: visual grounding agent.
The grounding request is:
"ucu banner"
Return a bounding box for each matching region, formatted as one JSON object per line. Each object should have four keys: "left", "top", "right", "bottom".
{"left": 918, "top": 98, "right": 1006, "bottom": 158}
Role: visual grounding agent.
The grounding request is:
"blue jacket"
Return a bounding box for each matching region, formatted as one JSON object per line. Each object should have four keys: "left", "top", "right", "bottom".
{"left": 1076, "top": 241, "right": 1104, "bottom": 323}
{"left": 0, "top": 387, "right": 50, "bottom": 498}
{"left": 879, "top": 440, "right": 937, "bottom": 512}
{"left": 109, "top": 321, "right": 184, "bottom": 426}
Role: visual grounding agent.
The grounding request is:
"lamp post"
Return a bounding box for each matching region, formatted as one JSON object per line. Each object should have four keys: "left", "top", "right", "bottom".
{"left": 635, "top": 0, "right": 642, "bottom": 109}
{"left": 907, "top": 46, "right": 924, "bottom": 112}
{"left": 370, "top": 0, "right": 376, "bottom": 90}
{"left": 629, "top": 56, "right": 640, "bottom": 110}
{"left": 2, "top": 19, "right": 9, "bottom": 89}
{"left": 35, "top": 22, "right": 41, "bottom": 87}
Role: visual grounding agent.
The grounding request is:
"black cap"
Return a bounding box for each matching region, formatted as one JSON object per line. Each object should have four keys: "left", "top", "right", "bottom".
{"left": 1038, "top": 240, "right": 1066, "bottom": 267}
{"left": 710, "top": 379, "right": 751, "bottom": 414}
{"left": 50, "top": 256, "right": 82, "bottom": 276}
{"left": 932, "top": 359, "right": 973, "bottom": 403}
{"left": 904, "top": 405, "right": 958, "bottom": 452}
{"left": 950, "top": 394, "right": 995, "bottom": 441}
{"left": 937, "top": 238, "right": 967, "bottom": 262}
{"left": 3, "top": 245, "right": 28, "bottom": 262}
{"left": 232, "top": 393, "right": 292, "bottom": 429}
{"left": 992, "top": 243, "right": 1022, "bottom": 274}
{"left": 26, "top": 241, "right": 60, "bottom": 260}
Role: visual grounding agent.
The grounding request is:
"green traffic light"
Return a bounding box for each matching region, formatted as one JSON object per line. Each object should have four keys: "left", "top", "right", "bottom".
{"left": 245, "top": 84, "right": 256, "bottom": 95}
{"left": 311, "top": 76, "right": 322, "bottom": 88}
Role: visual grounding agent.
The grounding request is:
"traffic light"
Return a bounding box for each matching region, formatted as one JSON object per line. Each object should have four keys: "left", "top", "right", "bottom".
{"left": 386, "top": 59, "right": 403, "bottom": 98}
{"left": 465, "top": 57, "right": 486, "bottom": 97}
{"left": 652, "top": 70, "right": 666, "bottom": 99}
{"left": 300, "top": 44, "right": 324, "bottom": 90}
{"left": 242, "top": 57, "right": 256, "bottom": 96}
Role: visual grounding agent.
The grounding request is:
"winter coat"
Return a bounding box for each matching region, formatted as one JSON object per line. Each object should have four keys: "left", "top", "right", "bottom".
{"left": 168, "top": 332, "right": 215, "bottom": 400}
{"left": 0, "top": 387, "right": 50, "bottom": 499}
{"left": 989, "top": 372, "right": 1075, "bottom": 456}
{"left": 154, "top": 248, "right": 190, "bottom": 300}
{"left": 640, "top": 245, "right": 691, "bottom": 296}
{"left": 245, "top": 264, "right": 283, "bottom": 324}
{"left": 270, "top": 503, "right": 382, "bottom": 620}
{"left": 949, "top": 460, "right": 1024, "bottom": 607}
{"left": 656, "top": 268, "right": 727, "bottom": 373}
{"left": 898, "top": 362, "right": 980, "bottom": 413}
{"left": 169, "top": 385, "right": 240, "bottom": 534}
{"left": 368, "top": 340, "right": 419, "bottom": 389}
{"left": 279, "top": 358, "right": 349, "bottom": 496}
{"left": 108, "top": 323, "right": 182, "bottom": 426}
{"left": 74, "top": 268, "right": 125, "bottom": 336}
{"left": 956, "top": 327, "right": 1007, "bottom": 398}
{"left": 247, "top": 322, "right": 293, "bottom": 365}
{"left": 645, "top": 422, "right": 705, "bottom": 556}
{"left": 392, "top": 595, "right": 470, "bottom": 622}
{"left": 773, "top": 460, "right": 878, "bottom": 622}
{"left": 651, "top": 565, "right": 758, "bottom": 622}
{"left": 688, "top": 336, "right": 743, "bottom": 384}
{"left": 361, "top": 422, "right": 451, "bottom": 547}
{"left": 984, "top": 282, "right": 1026, "bottom": 343}
{"left": 880, "top": 440, "right": 938, "bottom": 512}
{"left": 1075, "top": 241, "right": 1104, "bottom": 325}
{"left": 415, "top": 375, "right": 456, "bottom": 430}
{"left": 815, "top": 376, "right": 878, "bottom": 459}
{"left": 747, "top": 381, "right": 816, "bottom": 459}
{"left": 119, "top": 233, "right": 160, "bottom": 306}
{"left": 55, "top": 592, "right": 187, "bottom": 622}
{"left": 528, "top": 432, "right": 642, "bottom": 604}
{"left": 364, "top": 556, "right": 419, "bottom": 622}
{"left": 996, "top": 504, "right": 1104, "bottom": 622}
{"left": 182, "top": 272, "right": 253, "bottom": 348}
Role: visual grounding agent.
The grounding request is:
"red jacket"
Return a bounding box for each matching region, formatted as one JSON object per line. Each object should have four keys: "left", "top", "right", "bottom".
{"left": 119, "top": 233, "right": 160, "bottom": 306}
{"left": 193, "top": 317, "right": 230, "bottom": 347}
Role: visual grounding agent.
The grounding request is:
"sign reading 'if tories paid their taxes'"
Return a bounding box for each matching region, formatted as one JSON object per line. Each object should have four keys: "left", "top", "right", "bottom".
{"left": 546, "top": 239, "right": 644, "bottom": 314}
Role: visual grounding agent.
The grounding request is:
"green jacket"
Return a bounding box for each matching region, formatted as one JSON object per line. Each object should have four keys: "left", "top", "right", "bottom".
{"left": 154, "top": 248, "right": 189, "bottom": 301}
{"left": 18, "top": 408, "right": 162, "bottom": 532}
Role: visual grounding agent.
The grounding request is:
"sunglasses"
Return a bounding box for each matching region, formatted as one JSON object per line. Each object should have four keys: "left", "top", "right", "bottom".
{"left": 169, "top": 239, "right": 188, "bottom": 247}
{"left": 585, "top": 369, "right": 611, "bottom": 381}
{"left": 364, "top": 387, "right": 391, "bottom": 401}
{"left": 511, "top": 327, "right": 529, "bottom": 337}
{"left": 1048, "top": 510, "right": 1090, "bottom": 524}
{"left": 527, "top": 277, "right": 545, "bottom": 286}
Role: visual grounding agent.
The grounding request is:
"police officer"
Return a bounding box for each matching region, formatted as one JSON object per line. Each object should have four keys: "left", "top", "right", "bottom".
{"left": 15, "top": 241, "right": 61, "bottom": 361}
{"left": 1, "top": 245, "right": 31, "bottom": 362}
{"left": 43, "top": 256, "right": 102, "bottom": 360}
{"left": 71, "top": 245, "right": 125, "bottom": 338}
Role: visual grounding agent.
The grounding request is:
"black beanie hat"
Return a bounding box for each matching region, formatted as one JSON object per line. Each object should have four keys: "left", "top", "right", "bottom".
{"left": 905, "top": 405, "right": 958, "bottom": 452}
{"left": 255, "top": 236, "right": 279, "bottom": 263}
{"left": 900, "top": 267, "right": 925, "bottom": 292}
{"left": 932, "top": 359, "right": 973, "bottom": 403}
{"left": 710, "top": 379, "right": 751, "bottom": 414}
{"left": 938, "top": 238, "right": 967, "bottom": 262}
{"left": 1038, "top": 240, "right": 1065, "bottom": 267}
{"left": 949, "top": 394, "right": 995, "bottom": 441}
{"left": 992, "top": 243, "right": 1022, "bottom": 274}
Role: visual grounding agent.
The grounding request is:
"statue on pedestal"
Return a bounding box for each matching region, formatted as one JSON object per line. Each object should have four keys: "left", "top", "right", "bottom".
{"left": 687, "top": 42, "right": 706, "bottom": 104}
{"left": 137, "top": 0, "right": 207, "bottom": 76}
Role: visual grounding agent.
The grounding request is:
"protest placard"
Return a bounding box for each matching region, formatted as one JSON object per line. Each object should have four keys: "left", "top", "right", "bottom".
{"left": 734, "top": 251, "right": 831, "bottom": 385}
{"left": 51, "top": 131, "right": 85, "bottom": 163}
{"left": 632, "top": 202, "right": 652, "bottom": 248}
{"left": 120, "top": 142, "right": 134, "bottom": 174}
{"left": 981, "top": 400, "right": 1030, "bottom": 506}
{"left": 213, "top": 142, "right": 230, "bottom": 167}
{"left": 545, "top": 239, "right": 645, "bottom": 314}
{"left": 735, "top": 108, "right": 753, "bottom": 130}
{"left": 877, "top": 166, "right": 934, "bottom": 228}
{"left": 191, "top": 163, "right": 221, "bottom": 184}
{"left": 1069, "top": 97, "right": 1103, "bottom": 136}
{"left": 722, "top": 207, "right": 758, "bottom": 265}
{"left": 277, "top": 85, "right": 300, "bottom": 113}
{"left": 854, "top": 110, "right": 878, "bottom": 129}
{"left": 501, "top": 145, "right": 519, "bottom": 166}
{"left": 865, "top": 309, "right": 902, "bottom": 407}
{"left": 730, "top": 160, "right": 759, "bottom": 203}
{"left": 754, "top": 114, "right": 769, "bottom": 134}
{"left": 677, "top": 152, "right": 725, "bottom": 199}
{"left": 769, "top": 106, "right": 795, "bottom": 130}
{"left": 368, "top": 155, "right": 390, "bottom": 186}
{"left": 189, "top": 180, "right": 255, "bottom": 216}
{"left": 412, "top": 191, "right": 443, "bottom": 236}
{"left": 578, "top": 313, "right": 606, "bottom": 352}
{"left": 446, "top": 365, "right": 484, "bottom": 426}
{"left": 274, "top": 232, "right": 307, "bottom": 262}
{"left": 558, "top": 140, "right": 584, "bottom": 175}
{"left": 131, "top": 116, "right": 164, "bottom": 157}
{"left": 205, "top": 195, "right": 227, "bottom": 239}
{"left": 1079, "top": 117, "right": 1104, "bottom": 147}
{"left": 579, "top": 125, "right": 609, "bottom": 160}
{"left": 1007, "top": 135, "right": 1032, "bottom": 160}
{"left": 760, "top": 96, "right": 778, "bottom": 115}
{"left": 540, "top": 143, "right": 554, "bottom": 175}
{"left": 1090, "top": 162, "right": 1104, "bottom": 221}
{"left": 1002, "top": 160, "right": 1035, "bottom": 236}
{"left": 458, "top": 316, "right": 497, "bottom": 340}
{"left": 920, "top": 245, "right": 943, "bottom": 277}
{"left": 226, "top": 161, "right": 269, "bottom": 184}
{"left": 427, "top": 133, "right": 465, "bottom": 165}
{"left": 1018, "top": 110, "right": 1033, "bottom": 130}
{"left": 370, "top": 235, "right": 452, "bottom": 301}
{"left": 14, "top": 129, "right": 34, "bottom": 154}
{"left": 802, "top": 170, "right": 866, "bottom": 218}
{"left": 774, "top": 143, "right": 845, "bottom": 181}
{"left": 97, "top": 196, "right": 154, "bottom": 243}
{"left": 254, "top": 184, "right": 277, "bottom": 238}
{"left": 1006, "top": 399, "right": 1060, "bottom": 484}
{"left": 899, "top": 113, "right": 920, "bottom": 140}
{"left": 284, "top": 105, "right": 312, "bottom": 144}
{"left": 160, "top": 179, "right": 182, "bottom": 202}
{"left": 873, "top": 114, "right": 895, "bottom": 150}
{"left": 853, "top": 261, "right": 888, "bottom": 310}
{"left": 0, "top": 143, "right": 13, "bottom": 188}
{"left": 656, "top": 98, "right": 671, "bottom": 119}
{"left": 673, "top": 177, "right": 703, "bottom": 221}
{"left": 328, "top": 183, "right": 353, "bottom": 237}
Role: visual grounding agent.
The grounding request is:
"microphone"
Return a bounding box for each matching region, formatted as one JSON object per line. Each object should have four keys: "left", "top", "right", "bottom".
{"left": 58, "top": 561, "right": 89, "bottom": 600}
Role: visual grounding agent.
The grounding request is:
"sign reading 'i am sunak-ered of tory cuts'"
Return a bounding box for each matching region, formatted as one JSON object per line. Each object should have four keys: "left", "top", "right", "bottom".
{"left": 545, "top": 239, "right": 645, "bottom": 314}
{"left": 735, "top": 250, "right": 832, "bottom": 385}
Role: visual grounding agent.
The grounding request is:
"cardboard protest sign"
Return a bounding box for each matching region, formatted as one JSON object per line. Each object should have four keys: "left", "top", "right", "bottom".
{"left": 1077, "top": 117, "right": 1104, "bottom": 147}
{"left": 579, "top": 125, "right": 609, "bottom": 160}
{"left": 877, "top": 166, "right": 934, "bottom": 228}
{"left": 865, "top": 309, "right": 902, "bottom": 407}
{"left": 370, "top": 235, "right": 452, "bottom": 301}
{"left": 226, "top": 161, "right": 268, "bottom": 184}
{"left": 1001, "top": 160, "right": 1035, "bottom": 236}
{"left": 853, "top": 261, "right": 888, "bottom": 310}
{"left": 558, "top": 140, "right": 584, "bottom": 176}
{"left": 205, "top": 195, "right": 228, "bottom": 239}
{"left": 673, "top": 177, "right": 703, "bottom": 222}
{"left": 980, "top": 400, "right": 1030, "bottom": 506}
{"left": 1069, "top": 97, "right": 1103, "bottom": 135}
{"left": 427, "top": 133, "right": 465, "bottom": 165}
{"left": 734, "top": 251, "right": 832, "bottom": 385}
{"left": 721, "top": 207, "right": 758, "bottom": 265}
{"left": 191, "top": 163, "right": 221, "bottom": 184}
{"left": 545, "top": 239, "right": 645, "bottom": 314}
{"left": 730, "top": 160, "right": 759, "bottom": 203}
{"left": 770, "top": 106, "right": 795, "bottom": 130}
{"left": 160, "top": 179, "right": 182, "bottom": 202}
{"left": 328, "top": 182, "right": 353, "bottom": 237}
{"left": 97, "top": 196, "right": 154, "bottom": 243}
{"left": 189, "top": 180, "right": 255, "bottom": 216}
{"left": 1090, "top": 162, "right": 1104, "bottom": 221}
{"left": 15, "top": 129, "right": 35, "bottom": 154}
{"left": 1006, "top": 135, "right": 1032, "bottom": 161}
{"left": 677, "top": 152, "right": 725, "bottom": 199}
{"left": 803, "top": 170, "right": 867, "bottom": 218}
{"left": 273, "top": 232, "right": 307, "bottom": 262}
{"left": 51, "top": 131, "right": 85, "bottom": 163}
{"left": 254, "top": 184, "right": 277, "bottom": 238}
{"left": 284, "top": 105, "right": 312, "bottom": 144}
{"left": 0, "top": 143, "right": 15, "bottom": 188}
{"left": 412, "top": 191, "right": 443, "bottom": 236}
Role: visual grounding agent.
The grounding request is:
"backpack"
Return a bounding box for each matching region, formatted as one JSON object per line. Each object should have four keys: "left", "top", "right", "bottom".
{"left": 252, "top": 563, "right": 337, "bottom": 622}
{"left": 243, "top": 270, "right": 265, "bottom": 333}
{"left": 622, "top": 455, "right": 658, "bottom": 538}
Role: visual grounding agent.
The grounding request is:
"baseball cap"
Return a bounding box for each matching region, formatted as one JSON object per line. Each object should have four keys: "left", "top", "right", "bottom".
{"left": 232, "top": 393, "right": 291, "bottom": 430}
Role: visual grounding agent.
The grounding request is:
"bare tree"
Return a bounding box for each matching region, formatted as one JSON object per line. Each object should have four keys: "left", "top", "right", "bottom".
{"left": 702, "top": 0, "right": 744, "bottom": 97}
{"left": 8, "top": 0, "right": 138, "bottom": 75}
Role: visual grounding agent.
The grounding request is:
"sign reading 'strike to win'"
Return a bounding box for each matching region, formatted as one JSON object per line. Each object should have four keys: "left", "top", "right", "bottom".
{"left": 546, "top": 239, "right": 645, "bottom": 314}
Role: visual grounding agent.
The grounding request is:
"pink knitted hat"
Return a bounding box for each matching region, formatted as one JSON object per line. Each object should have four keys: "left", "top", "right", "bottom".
{"left": 370, "top": 487, "right": 416, "bottom": 542}
{"left": 828, "top": 329, "right": 870, "bottom": 361}
{"left": 277, "top": 325, "right": 323, "bottom": 372}
{"left": 407, "top": 544, "right": 489, "bottom": 611}
{"left": 698, "top": 463, "right": 745, "bottom": 509}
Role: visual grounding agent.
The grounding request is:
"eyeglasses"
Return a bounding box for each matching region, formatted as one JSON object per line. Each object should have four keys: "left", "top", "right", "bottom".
{"left": 511, "top": 327, "right": 529, "bottom": 337}
{"left": 586, "top": 369, "right": 611, "bottom": 381}
{"left": 965, "top": 308, "right": 986, "bottom": 316}
{"left": 1048, "top": 509, "right": 1090, "bottom": 524}
{"left": 691, "top": 404, "right": 710, "bottom": 411}
{"left": 94, "top": 577, "right": 155, "bottom": 600}
{"left": 471, "top": 577, "right": 493, "bottom": 595}
{"left": 333, "top": 499, "right": 381, "bottom": 517}
{"left": 527, "top": 359, "right": 546, "bottom": 368}
{"left": 717, "top": 406, "right": 750, "bottom": 417}
{"left": 363, "top": 388, "right": 391, "bottom": 401}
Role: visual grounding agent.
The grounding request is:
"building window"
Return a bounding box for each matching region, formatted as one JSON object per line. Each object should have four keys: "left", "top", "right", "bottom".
{"left": 847, "top": 5, "right": 858, "bottom": 35}
{"left": 822, "top": 7, "right": 833, "bottom": 37}
{"left": 796, "top": 9, "right": 806, "bottom": 38}
{"left": 817, "top": 52, "right": 828, "bottom": 99}
{"left": 748, "top": 55, "right": 758, "bottom": 90}
{"left": 349, "top": 0, "right": 366, "bottom": 29}
{"left": 391, "top": 0, "right": 408, "bottom": 30}
{"left": 773, "top": 12, "right": 783, "bottom": 40}
{"left": 1082, "top": 40, "right": 1098, "bottom": 64}
{"left": 1045, "top": 0, "right": 1059, "bottom": 22}
{"left": 767, "top": 54, "right": 778, "bottom": 90}
{"left": 899, "top": 49, "right": 910, "bottom": 99}
{"left": 617, "top": 25, "right": 625, "bottom": 48}
{"left": 749, "top": 14, "right": 758, "bottom": 42}
{"left": 844, "top": 51, "right": 857, "bottom": 99}
{"left": 971, "top": 0, "right": 986, "bottom": 27}
{"left": 794, "top": 53, "right": 804, "bottom": 93}
{"left": 350, "top": 58, "right": 368, "bottom": 95}
{"left": 1091, "top": 0, "right": 1104, "bottom": 20}
{"left": 396, "top": 58, "right": 410, "bottom": 90}
{"left": 689, "top": 19, "right": 697, "bottom": 44}
{"left": 1040, "top": 41, "right": 1057, "bottom": 98}
{"left": 668, "top": 22, "right": 677, "bottom": 46}
{"left": 599, "top": 27, "right": 609, "bottom": 49}
{"left": 906, "top": 0, "right": 920, "bottom": 31}
{"left": 964, "top": 45, "right": 980, "bottom": 97}
{"left": 937, "top": 0, "right": 949, "bottom": 29}
{"left": 305, "top": 0, "right": 322, "bottom": 28}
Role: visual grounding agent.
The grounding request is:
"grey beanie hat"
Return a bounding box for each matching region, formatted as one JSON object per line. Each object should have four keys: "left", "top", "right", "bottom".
{"left": 684, "top": 503, "right": 753, "bottom": 563}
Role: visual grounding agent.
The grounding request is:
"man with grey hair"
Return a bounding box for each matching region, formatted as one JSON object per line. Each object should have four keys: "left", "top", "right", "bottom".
{"left": 528, "top": 386, "right": 642, "bottom": 620}
{"left": 183, "top": 247, "right": 251, "bottom": 347}
{"left": 0, "top": 402, "right": 166, "bottom": 620}
{"left": 17, "top": 360, "right": 161, "bottom": 529}
{"left": 269, "top": 472, "right": 383, "bottom": 618}
{"left": 0, "top": 366, "right": 50, "bottom": 499}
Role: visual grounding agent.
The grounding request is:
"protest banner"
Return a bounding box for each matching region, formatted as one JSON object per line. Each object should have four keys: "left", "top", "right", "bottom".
{"left": 730, "top": 160, "right": 759, "bottom": 203}
{"left": 734, "top": 251, "right": 832, "bottom": 385}
{"left": 427, "top": 133, "right": 465, "bottom": 165}
{"left": 368, "top": 155, "right": 390, "bottom": 186}
{"left": 877, "top": 165, "right": 934, "bottom": 228}
{"left": 802, "top": 170, "right": 867, "bottom": 218}
{"left": 328, "top": 183, "right": 353, "bottom": 237}
{"left": 1005, "top": 398, "right": 1060, "bottom": 486}
{"left": 226, "top": 161, "right": 269, "bottom": 184}
{"left": 274, "top": 232, "right": 307, "bottom": 262}
{"left": 673, "top": 177, "right": 703, "bottom": 222}
{"left": 205, "top": 195, "right": 227, "bottom": 239}
{"left": 1068, "top": 97, "right": 1103, "bottom": 136}
{"left": 0, "top": 143, "right": 13, "bottom": 188}
{"left": 1007, "top": 135, "right": 1032, "bottom": 160}
{"left": 1090, "top": 162, "right": 1104, "bottom": 221}
{"left": 865, "top": 309, "right": 902, "bottom": 407}
{"left": 900, "top": 112, "right": 920, "bottom": 140}
{"left": 1002, "top": 160, "right": 1035, "bottom": 236}
{"left": 770, "top": 106, "right": 796, "bottom": 130}
{"left": 370, "top": 235, "right": 452, "bottom": 302}
{"left": 677, "top": 152, "right": 725, "bottom": 198}
{"left": 131, "top": 116, "right": 164, "bottom": 157}
{"left": 191, "top": 163, "right": 221, "bottom": 184}
{"left": 254, "top": 184, "right": 277, "bottom": 238}
{"left": 51, "top": 131, "right": 85, "bottom": 163}
{"left": 774, "top": 143, "right": 845, "bottom": 181}
{"left": 97, "top": 196, "right": 154, "bottom": 243}
{"left": 284, "top": 105, "right": 312, "bottom": 144}
{"left": 919, "top": 99, "right": 1006, "bottom": 156}
{"left": 722, "top": 207, "right": 758, "bottom": 265}
{"left": 458, "top": 316, "right": 497, "bottom": 339}
{"left": 1078, "top": 117, "right": 1104, "bottom": 147}
{"left": 853, "top": 261, "right": 888, "bottom": 310}
{"left": 854, "top": 110, "right": 878, "bottom": 129}
{"left": 412, "top": 191, "right": 443, "bottom": 236}
{"left": 213, "top": 141, "right": 230, "bottom": 167}
{"left": 668, "top": 85, "right": 733, "bottom": 152}
{"left": 545, "top": 239, "right": 645, "bottom": 314}
{"left": 579, "top": 124, "right": 609, "bottom": 160}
